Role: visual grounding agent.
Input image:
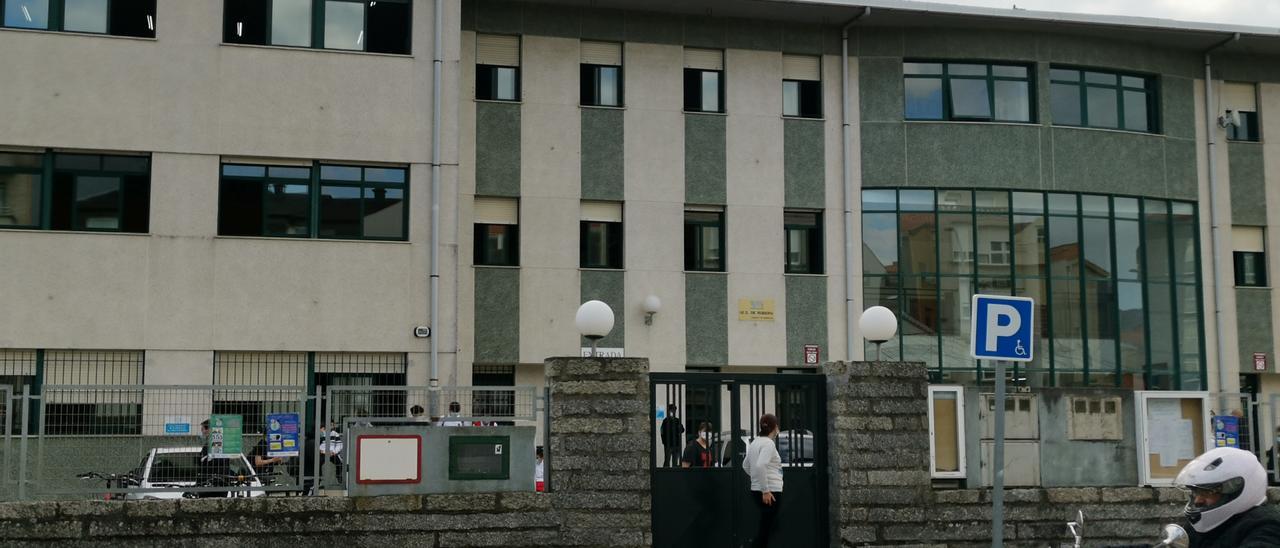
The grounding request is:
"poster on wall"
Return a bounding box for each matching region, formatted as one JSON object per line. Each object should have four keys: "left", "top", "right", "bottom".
{"left": 1213, "top": 416, "right": 1241, "bottom": 449}
{"left": 208, "top": 414, "right": 243, "bottom": 459}
{"left": 266, "top": 413, "right": 300, "bottom": 457}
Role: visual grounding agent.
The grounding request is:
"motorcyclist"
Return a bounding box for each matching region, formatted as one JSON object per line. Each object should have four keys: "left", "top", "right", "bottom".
{"left": 1175, "top": 446, "right": 1280, "bottom": 547}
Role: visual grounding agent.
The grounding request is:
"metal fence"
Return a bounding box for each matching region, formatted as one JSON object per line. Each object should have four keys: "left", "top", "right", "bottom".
{"left": 0, "top": 384, "right": 547, "bottom": 501}
{"left": 1, "top": 386, "right": 14, "bottom": 502}
{"left": 314, "top": 385, "right": 544, "bottom": 492}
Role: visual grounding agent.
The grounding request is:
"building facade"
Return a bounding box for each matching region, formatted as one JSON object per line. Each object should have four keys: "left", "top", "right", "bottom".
{"left": 4, "top": 0, "right": 1280, "bottom": 440}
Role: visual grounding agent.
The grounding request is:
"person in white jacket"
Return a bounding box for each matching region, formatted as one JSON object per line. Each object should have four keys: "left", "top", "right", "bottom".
{"left": 743, "top": 413, "right": 783, "bottom": 548}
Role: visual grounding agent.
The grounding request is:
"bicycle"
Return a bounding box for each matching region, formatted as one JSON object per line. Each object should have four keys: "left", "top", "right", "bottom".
{"left": 187, "top": 471, "right": 282, "bottom": 499}
{"left": 76, "top": 471, "right": 140, "bottom": 501}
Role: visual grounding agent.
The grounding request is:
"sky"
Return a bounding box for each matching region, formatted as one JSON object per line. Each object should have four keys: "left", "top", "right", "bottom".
{"left": 931, "top": 0, "right": 1280, "bottom": 28}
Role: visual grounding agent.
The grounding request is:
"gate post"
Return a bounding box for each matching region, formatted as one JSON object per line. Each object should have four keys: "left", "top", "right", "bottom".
{"left": 546, "top": 356, "right": 651, "bottom": 547}
{"left": 824, "top": 361, "right": 931, "bottom": 547}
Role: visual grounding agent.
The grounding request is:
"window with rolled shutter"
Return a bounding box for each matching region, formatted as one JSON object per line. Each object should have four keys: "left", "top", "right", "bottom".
{"left": 581, "top": 41, "right": 624, "bottom": 107}
{"left": 683, "top": 48, "right": 724, "bottom": 113}
{"left": 477, "top": 34, "right": 521, "bottom": 101}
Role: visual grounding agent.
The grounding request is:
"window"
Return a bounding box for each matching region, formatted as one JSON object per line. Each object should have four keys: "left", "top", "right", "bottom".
{"left": 472, "top": 364, "right": 515, "bottom": 419}
{"left": 782, "top": 54, "right": 821, "bottom": 118}
{"left": 1224, "top": 82, "right": 1260, "bottom": 142}
{"left": 1050, "top": 67, "right": 1157, "bottom": 132}
{"left": 476, "top": 33, "right": 520, "bottom": 101}
{"left": 1233, "top": 226, "right": 1267, "bottom": 287}
{"left": 784, "top": 210, "right": 823, "bottom": 274}
{"left": 1235, "top": 252, "right": 1267, "bottom": 287}
{"left": 863, "top": 188, "right": 1204, "bottom": 389}
{"left": 0, "top": 151, "right": 151, "bottom": 233}
{"left": 474, "top": 196, "right": 519, "bottom": 266}
{"left": 903, "top": 61, "right": 1033, "bottom": 122}
{"left": 580, "top": 41, "right": 622, "bottom": 107}
{"left": 684, "top": 209, "right": 724, "bottom": 272}
{"left": 684, "top": 48, "right": 724, "bottom": 113}
{"left": 41, "top": 350, "right": 144, "bottom": 436}
{"left": 580, "top": 201, "right": 623, "bottom": 269}
{"left": 222, "top": 0, "right": 411, "bottom": 54}
{"left": 218, "top": 162, "right": 408, "bottom": 240}
{"left": 2, "top": 0, "right": 155, "bottom": 37}
{"left": 52, "top": 154, "right": 151, "bottom": 232}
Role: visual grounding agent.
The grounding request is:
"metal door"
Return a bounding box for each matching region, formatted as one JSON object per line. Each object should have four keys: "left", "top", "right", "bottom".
{"left": 651, "top": 373, "right": 827, "bottom": 548}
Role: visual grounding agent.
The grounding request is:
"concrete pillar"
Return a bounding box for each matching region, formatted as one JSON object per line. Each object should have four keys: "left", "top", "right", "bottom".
{"left": 825, "top": 361, "right": 932, "bottom": 546}
{"left": 545, "top": 356, "right": 651, "bottom": 547}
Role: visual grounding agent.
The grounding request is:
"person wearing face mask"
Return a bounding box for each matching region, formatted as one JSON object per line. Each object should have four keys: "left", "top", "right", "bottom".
{"left": 743, "top": 414, "right": 783, "bottom": 548}
{"left": 681, "top": 421, "right": 714, "bottom": 468}
{"left": 1175, "top": 446, "right": 1280, "bottom": 547}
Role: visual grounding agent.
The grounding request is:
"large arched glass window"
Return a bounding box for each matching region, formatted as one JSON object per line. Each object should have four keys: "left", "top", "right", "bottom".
{"left": 861, "top": 188, "right": 1204, "bottom": 389}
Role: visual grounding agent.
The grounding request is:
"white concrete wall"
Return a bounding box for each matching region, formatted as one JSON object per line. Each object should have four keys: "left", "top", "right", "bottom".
{"left": 725, "top": 49, "right": 787, "bottom": 368}
{"left": 518, "top": 35, "right": 582, "bottom": 365}
{"left": 0, "top": 0, "right": 458, "bottom": 383}
{"left": 1196, "top": 78, "right": 1241, "bottom": 395}
{"left": 622, "top": 42, "right": 687, "bottom": 373}
{"left": 827, "top": 54, "right": 859, "bottom": 362}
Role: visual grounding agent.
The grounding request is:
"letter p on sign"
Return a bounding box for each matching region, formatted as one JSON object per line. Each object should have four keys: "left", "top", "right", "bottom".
{"left": 970, "top": 295, "right": 1035, "bottom": 362}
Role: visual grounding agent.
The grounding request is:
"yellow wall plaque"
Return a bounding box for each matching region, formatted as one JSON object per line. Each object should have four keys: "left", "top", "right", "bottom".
{"left": 738, "top": 299, "right": 775, "bottom": 321}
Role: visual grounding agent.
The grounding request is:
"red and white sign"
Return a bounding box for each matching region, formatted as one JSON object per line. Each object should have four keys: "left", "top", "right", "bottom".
{"left": 803, "top": 344, "right": 820, "bottom": 365}
{"left": 1254, "top": 352, "right": 1269, "bottom": 372}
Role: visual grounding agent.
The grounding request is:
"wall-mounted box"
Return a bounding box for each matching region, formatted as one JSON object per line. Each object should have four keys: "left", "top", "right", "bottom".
{"left": 1067, "top": 396, "right": 1123, "bottom": 440}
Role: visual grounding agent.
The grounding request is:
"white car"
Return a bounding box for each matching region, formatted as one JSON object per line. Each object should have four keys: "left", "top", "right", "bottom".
{"left": 716, "top": 429, "right": 816, "bottom": 467}
{"left": 125, "top": 446, "right": 265, "bottom": 500}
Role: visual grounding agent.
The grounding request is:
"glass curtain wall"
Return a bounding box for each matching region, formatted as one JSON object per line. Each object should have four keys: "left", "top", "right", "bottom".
{"left": 862, "top": 188, "right": 1205, "bottom": 389}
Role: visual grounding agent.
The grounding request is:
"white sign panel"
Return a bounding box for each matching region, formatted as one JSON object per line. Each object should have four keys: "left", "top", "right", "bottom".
{"left": 581, "top": 347, "right": 624, "bottom": 358}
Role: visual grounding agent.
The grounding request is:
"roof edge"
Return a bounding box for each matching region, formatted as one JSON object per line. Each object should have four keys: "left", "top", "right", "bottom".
{"left": 772, "top": 0, "right": 1280, "bottom": 39}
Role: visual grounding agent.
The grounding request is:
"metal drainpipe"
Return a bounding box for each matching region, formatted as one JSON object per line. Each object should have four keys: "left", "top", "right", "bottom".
{"left": 842, "top": 7, "right": 870, "bottom": 360}
{"left": 430, "top": 0, "right": 444, "bottom": 394}
{"left": 1204, "top": 34, "right": 1238, "bottom": 406}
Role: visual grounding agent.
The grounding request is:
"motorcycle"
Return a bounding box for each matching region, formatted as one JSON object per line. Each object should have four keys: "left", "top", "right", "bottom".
{"left": 1062, "top": 510, "right": 1189, "bottom": 548}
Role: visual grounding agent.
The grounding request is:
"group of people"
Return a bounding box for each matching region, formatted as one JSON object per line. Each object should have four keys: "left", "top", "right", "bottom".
{"left": 659, "top": 405, "right": 785, "bottom": 548}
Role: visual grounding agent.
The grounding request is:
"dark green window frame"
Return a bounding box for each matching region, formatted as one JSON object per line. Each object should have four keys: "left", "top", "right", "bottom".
{"left": 784, "top": 210, "right": 823, "bottom": 274}
{"left": 1049, "top": 66, "right": 1159, "bottom": 133}
{"left": 580, "top": 220, "right": 623, "bottom": 269}
{"left": 903, "top": 60, "right": 1036, "bottom": 123}
{"left": 1234, "top": 251, "right": 1267, "bottom": 287}
{"left": 1227, "top": 111, "right": 1260, "bottom": 142}
{"left": 0, "top": 150, "right": 151, "bottom": 233}
{"left": 581, "top": 63, "right": 623, "bottom": 107}
{"left": 684, "top": 209, "right": 725, "bottom": 272}
{"left": 448, "top": 435, "right": 511, "bottom": 480}
{"left": 474, "top": 223, "right": 519, "bottom": 266}
{"left": 221, "top": 0, "right": 412, "bottom": 54}
{"left": 1, "top": 0, "right": 156, "bottom": 37}
{"left": 217, "top": 161, "right": 409, "bottom": 241}
{"left": 861, "top": 188, "right": 1204, "bottom": 390}
{"left": 683, "top": 69, "right": 725, "bottom": 114}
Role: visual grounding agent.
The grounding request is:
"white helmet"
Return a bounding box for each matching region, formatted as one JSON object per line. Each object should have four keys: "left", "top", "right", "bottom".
{"left": 1174, "top": 447, "right": 1267, "bottom": 533}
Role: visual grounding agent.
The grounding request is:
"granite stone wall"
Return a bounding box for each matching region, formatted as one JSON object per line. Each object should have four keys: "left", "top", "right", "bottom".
{"left": 824, "top": 360, "right": 1280, "bottom": 548}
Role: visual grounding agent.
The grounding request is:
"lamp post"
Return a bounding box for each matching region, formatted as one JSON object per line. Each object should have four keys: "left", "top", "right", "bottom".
{"left": 859, "top": 306, "right": 898, "bottom": 361}
{"left": 576, "top": 300, "right": 615, "bottom": 357}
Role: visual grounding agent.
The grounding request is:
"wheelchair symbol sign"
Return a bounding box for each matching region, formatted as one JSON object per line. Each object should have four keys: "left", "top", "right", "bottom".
{"left": 970, "top": 295, "right": 1035, "bottom": 362}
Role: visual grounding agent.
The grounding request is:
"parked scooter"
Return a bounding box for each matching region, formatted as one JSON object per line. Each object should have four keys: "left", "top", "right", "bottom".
{"left": 1061, "top": 510, "right": 1189, "bottom": 548}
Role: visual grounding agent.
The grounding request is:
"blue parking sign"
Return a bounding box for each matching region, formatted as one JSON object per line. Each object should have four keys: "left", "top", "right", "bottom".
{"left": 970, "top": 295, "right": 1035, "bottom": 362}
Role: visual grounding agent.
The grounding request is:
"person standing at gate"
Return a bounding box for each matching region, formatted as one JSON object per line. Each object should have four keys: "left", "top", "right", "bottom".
{"left": 660, "top": 404, "right": 684, "bottom": 467}
{"left": 743, "top": 413, "right": 783, "bottom": 548}
{"left": 681, "top": 421, "right": 714, "bottom": 468}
